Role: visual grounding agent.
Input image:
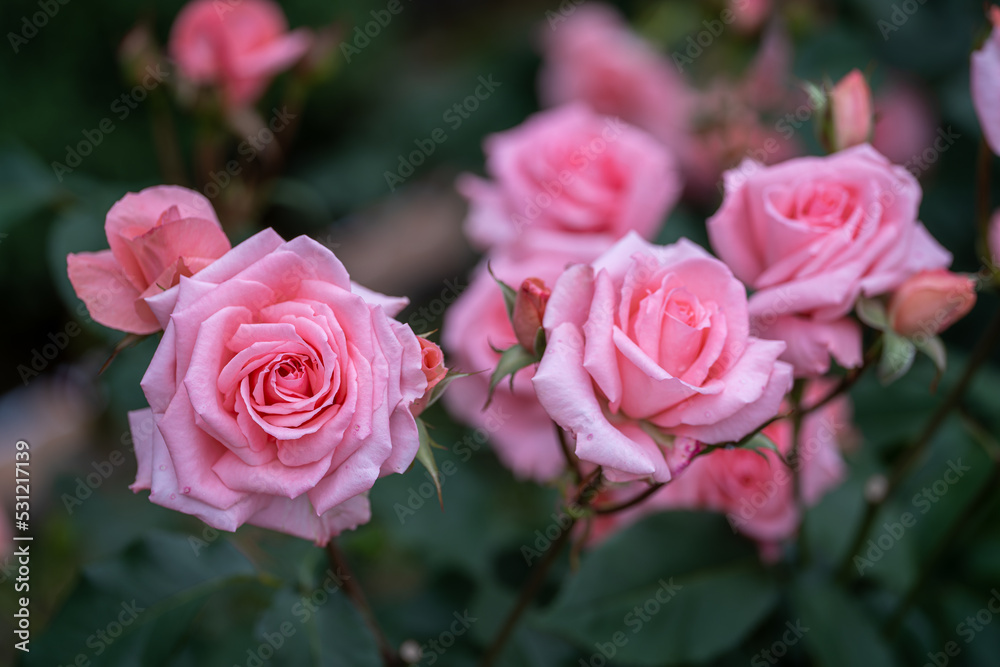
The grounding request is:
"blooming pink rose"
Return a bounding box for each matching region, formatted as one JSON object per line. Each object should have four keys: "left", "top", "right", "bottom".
{"left": 443, "top": 252, "right": 577, "bottom": 481}
{"left": 170, "top": 0, "right": 311, "bottom": 109}
{"left": 829, "top": 70, "right": 873, "bottom": 151}
{"left": 533, "top": 233, "right": 794, "bottom": 484}
{"left": 708, "top": 144, "right": 952, "bottom": 376}
{"left": 972, "top": 8, "right": 1000, "bottom": 156}
{"left": 888, "top": 269, "right": 977, "bottom": 338}
{"left": 67, "top": 186, "right": 231, "bottom": 335}
{"left": 538, "top": 3, "right": 693, "bottom": 150}
{"left": 129, "top": 229, "right": 427, "bottom": 544}
{"left": 458, "top": 104, "right": 680, "bottom": 257}
{"left": 655, "top": 381, "right": 850, "bottom": 554}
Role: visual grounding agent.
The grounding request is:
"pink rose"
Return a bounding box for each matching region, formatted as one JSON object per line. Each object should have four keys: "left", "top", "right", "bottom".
{"left": 972, "top": 8, "right": 1000, "bottom": 156}
{"left": 169, "top": 0, "right": 311, "bottom": 109}
{"left": 888, "top": 269, "right": 977, "bottom": 338}
{"left": 458, "top": 104, "right": 680, "bottom": 258}
{"left": 512, "top": 277, "right": 551, "bottom": 354}
{"left": 67, "top": 185, "right": 231, "bottom": 335}
{"left": 443, "top": 252, "right": 577, "bottom": 481}
{"left": 655, "top": 381, "right": 851, "bottom": 553}
{"left": 532, "top": 233, "right": 794, "bottom": 484}
{"left": 708, "top": 144, "right": 952, "bottom": 376}
{"left": 129, "top": 229, "right": 427, "bottom": 544}
{"left": 828, "top": 70, "right": 873, "bottom": 151}
{"left": 729, "top": 0, "right": 772, "bottom": 34}
{"left": 538, "top": 3, "right": 693, "bottom": 150}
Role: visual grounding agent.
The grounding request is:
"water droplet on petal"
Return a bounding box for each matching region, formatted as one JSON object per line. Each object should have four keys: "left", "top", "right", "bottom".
{"left": 159, "top": 465, "right": 167, "bottom": 471}
{"left": 182, "top": 487, "right": 190, "bottom": 494}
{"left": 169, "top": 493, "right": 176, "bottom": 500}
{"left": 703, "top": 411, "right": 711, "bottom": 418}
{"left": 586, "top": 434, "right": 594, "bottom": 441}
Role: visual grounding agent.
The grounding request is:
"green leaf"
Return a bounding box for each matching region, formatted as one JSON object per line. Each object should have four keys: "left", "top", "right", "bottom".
{"left": 536, "top": 513, "right": 779, "bottom": 665}
{"left": 487, "top": 262, "right": 518, "bottom": 320}
{"left": 791, "top": 574, "right": 900, "bottom": 667}
{"left": 878, "top": 331, "right": 917, "bottom": 385}
{"left": 421, "top": 370, "right": 471, "bottom": 411}
{"left": 415, "top": 418, "right": 444, "bottom": 508}
{"left": 855, "top": 296, "right": 889, "bottom": 331}
{"left": 486, "top": 344, "right": 536, "bottom": 407}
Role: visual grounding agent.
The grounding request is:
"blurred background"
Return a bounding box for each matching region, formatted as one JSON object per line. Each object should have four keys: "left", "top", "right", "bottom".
{"left": 1, "top": 0, "right": 999, "bottom": 665}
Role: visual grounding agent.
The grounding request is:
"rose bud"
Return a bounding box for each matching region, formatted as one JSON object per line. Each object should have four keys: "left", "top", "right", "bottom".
{"left": 888, "top": 269, "right": 977, "bottom": 338}
{"left": 512, "top": 277, "right": 551, "bottom": 354}
{"left": 412, "top": 338, "right": 448, "bottom": 415}
{"left": 827, "top": 69, "right": 874, "bottom": 151}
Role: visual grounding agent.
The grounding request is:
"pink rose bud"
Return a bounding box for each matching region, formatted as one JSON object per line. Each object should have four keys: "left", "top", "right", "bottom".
{"left": 412, "top": 338, "right": 448, "bottom": 415}
{"left": 828, "top": 69, "right": 874, "bottom": 151}
{"left": 972, "top": 7, "right": 1000, "bottom": 156}
{"left": 888, "top": 269, "right": 977, "bottom": 338}
{"left": 67, "top": 186, "right": 231, "bottom": 334}
{"left": 512, "top": 277, "right": 551, "bottom": 354}
{"left": 169, "top": 0, "right": 312, "bottom": 109}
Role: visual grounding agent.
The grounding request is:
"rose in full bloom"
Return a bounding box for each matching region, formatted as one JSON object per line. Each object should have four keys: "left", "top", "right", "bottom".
{"left": 443, "top": 252, "right": 575, "bottom": 481}
{"left": 888, "top": 270, "right": 977, "bottom": 338}
{"left": 67, "top": 186, "right": 231, "bottom": 335}
{"left": 532, "top": 233, "right": 794, "bottom": 483}
{"left": 708, "top": 144, "right": 952, "bottom": 376}
{"left": 972, "top": 7, "right": 1000, "bottom": 156}
{"left": 538, "top": 3, "right": 692, "bottom": 149}
{"left": 129, "top": 229, "right": 427, "bottom": 544}
{"left": 653, "top": 381, "right": 851, "bottom": 556}
{"left": 170, "top": 0, "right": 311, "bottom": 109}
{"left": 828, "top": 70, "right": 873, "bottom": 151}
{"left": 458, "top": 104, "right": 680, "bottom": 257}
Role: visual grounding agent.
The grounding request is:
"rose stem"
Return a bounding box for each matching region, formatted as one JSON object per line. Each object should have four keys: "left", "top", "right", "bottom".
{"left": 325, "top": 540, "right": 402, "bottom": 666}
{"left": 480, "top": 469, "right": 603, "bottom": 667}
{"left": 837, "top": 308, "right": 1000, "bottom": 581}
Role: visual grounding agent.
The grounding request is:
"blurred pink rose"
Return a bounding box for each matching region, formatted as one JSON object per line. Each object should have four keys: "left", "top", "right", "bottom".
{"left": 654, "top": 381, "right": 851, "bottom": 554}
{"left": 129, "top": 229, "right": 427, "bottom": 544}
{"left": 730, "top": 0, "right": 773, "bottom": 34}
{"left": 443, "top": 252, "right": 575, "bottom": 481}
{"left": 533, "top": 233, "right": 794, "bottom": 484}
{"left": 829, "top": 70, "right": 873, "bottom": 151}
{"left": 458, "top": 104, "right": 680, "bottom": 258}
{"left": 871, "top": 79, "right": 937, "bottom": 167}
{"left": 708, "top": 145, "right": 952, "bottom": 376}
{"left": 972, "top": 7, "right": 1000, "bottom": 156}
{"left": 538, "top": 3, "right": 693, "bottom": 148}
{"left": 67, "top": 185, "right": 231, "bottom": 335}
{"left": 888, "top": 269, "right": 976, "bottom": 338}
{"left": 170, "top": 0, "right": 311, "bottom": 109}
